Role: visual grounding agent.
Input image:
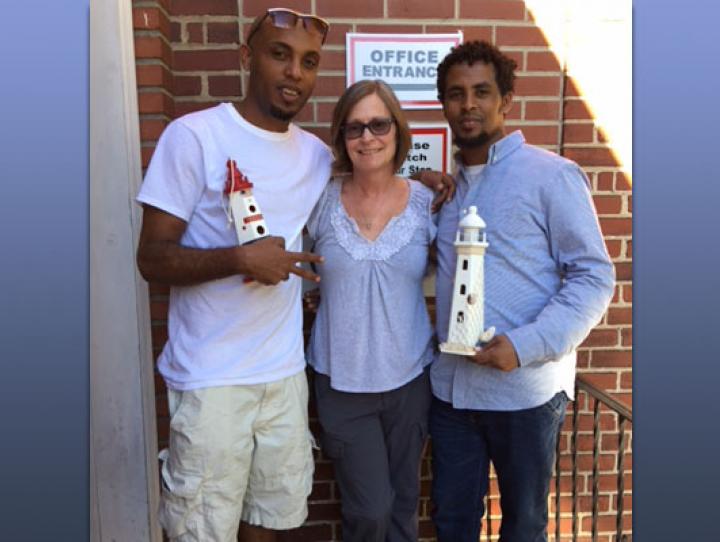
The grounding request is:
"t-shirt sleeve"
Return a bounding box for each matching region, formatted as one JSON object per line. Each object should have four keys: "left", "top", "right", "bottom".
{"left": 136, "top": 120, "right": 206, "bottom": 222}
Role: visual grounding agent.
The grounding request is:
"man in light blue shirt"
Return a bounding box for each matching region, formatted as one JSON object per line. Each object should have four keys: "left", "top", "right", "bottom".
{"left": 429, "top": 41, "right": 615, "bottom": 542}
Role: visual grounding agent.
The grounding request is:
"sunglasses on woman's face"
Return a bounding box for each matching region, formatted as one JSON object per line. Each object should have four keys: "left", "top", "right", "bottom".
{"left": 247, "top": 8, "right": 329, "bottom": 45}
{"left": 342, "top": 118, "right": 395, "bottom": 140}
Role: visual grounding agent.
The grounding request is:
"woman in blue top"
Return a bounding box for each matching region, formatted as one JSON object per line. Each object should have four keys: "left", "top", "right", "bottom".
{"left": 306, "top": 79, "right": 436, "bottom": 542}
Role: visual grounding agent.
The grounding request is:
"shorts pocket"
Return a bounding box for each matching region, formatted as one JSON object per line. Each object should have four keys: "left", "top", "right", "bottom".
{"left": 158, "top": 448, "right": 204, "bottom": 538}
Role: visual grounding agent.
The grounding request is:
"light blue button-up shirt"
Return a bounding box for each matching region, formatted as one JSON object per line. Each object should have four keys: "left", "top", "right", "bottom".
{"left": 432, "top": 131, "right": 615, "bottom": 410}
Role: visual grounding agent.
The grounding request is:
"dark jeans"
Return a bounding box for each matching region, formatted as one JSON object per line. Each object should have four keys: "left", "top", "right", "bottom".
{"left": 429, "top": 392, "right": 568, "bottom": 542}
{"left": 314, "top": 370, "right": 431, "bottom": 542}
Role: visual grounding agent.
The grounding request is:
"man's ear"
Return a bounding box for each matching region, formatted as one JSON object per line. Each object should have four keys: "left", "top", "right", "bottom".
{"left": 240, "top": 43, "right": 252, "bottom": 71}
{"left": 500, "top": 91, "right": 514, "bottom": 116}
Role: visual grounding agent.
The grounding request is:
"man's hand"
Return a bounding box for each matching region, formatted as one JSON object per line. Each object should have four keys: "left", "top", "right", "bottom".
{"left": 413, "top": 170, "right": 456, "bottom": 212}
{"left": 241, "top": 236, "right": 324, "bottom": 285}
{"left": 467, "top": 335, "right": 520, "bottom": 372}
{"left": 303, "top": 287, "right": 321, "bottom": 313}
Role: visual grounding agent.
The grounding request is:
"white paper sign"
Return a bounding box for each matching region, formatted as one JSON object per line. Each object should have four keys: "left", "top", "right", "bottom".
{"left": 346, "top": 33, "right": 463, "bottom": 109}
{"left": 399, "top": 123, "right": 453, "bottom": 177}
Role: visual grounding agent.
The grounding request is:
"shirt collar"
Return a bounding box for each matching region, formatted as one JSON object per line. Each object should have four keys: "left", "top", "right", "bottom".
{"left": 456, "top": 130, "right": 525, "bottom": 173}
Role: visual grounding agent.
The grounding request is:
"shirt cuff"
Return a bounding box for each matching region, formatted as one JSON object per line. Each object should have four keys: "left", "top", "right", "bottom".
{"left": 504, "top": 325, "right": 546, "bottom": 368}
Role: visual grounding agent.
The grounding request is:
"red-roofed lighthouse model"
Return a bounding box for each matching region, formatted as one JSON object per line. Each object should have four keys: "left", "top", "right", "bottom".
{"left": 439, "top": 205, "right": 495, "bottom": 355}
{"left": 224, "top": 159, "right": 269, "bottom": 245}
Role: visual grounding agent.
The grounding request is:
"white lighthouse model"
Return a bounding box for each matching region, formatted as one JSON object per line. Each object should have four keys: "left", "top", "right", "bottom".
{"left": 224, "top": 158, "right": 269, "bottom": 245}
{"left": 439, "top": 205, "right": 495, "bottom": 355}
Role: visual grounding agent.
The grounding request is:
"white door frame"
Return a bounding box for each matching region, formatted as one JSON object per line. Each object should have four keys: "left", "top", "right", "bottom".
{"left": 90, "top": 1, "right": 161, "bottom": 540}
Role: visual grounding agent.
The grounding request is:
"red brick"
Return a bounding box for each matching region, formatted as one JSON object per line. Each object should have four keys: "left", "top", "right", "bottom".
{"left": 563, "top": 123, "right": 594, "bottom": 144}
{"left": 208, "top": 75, "right": 241, "bottom": 97}
{"left": 313, "top": 76, "right": 346, "bottom": 98}
{"left": 138, "top": 91, "right": 174, "bottom": 116}
{"left": 281, "top": 523, "right": 334, "bottom": 541}
{"left": 134, "top": 36, "right": 172, "bottom": 66}
{"left": 405, "top": 110, "right": 447, "bottom": 123}
{"left": 318, "top": 50, "right": 345, "bottom": 71}
{"left": 515, "top": 75, "right": 561, "bottom": 96}
{"left": 244, "top": 0, "right": 311, "bottom": 16}
{"left": 599, "top": 217, "right": 631, "bottom": 236}
{"left": 170, "top": 21, "right": 181, "bottom": 42}
{"left": 424, "top": 25, "right": 491, "bottom": 43}
{"left": 564, "top": 76, "right": 581, "bottom": 97}
{"left": 174, "top": 75, "right": 202, "bottom": 96}
{"left": 515, "top": 124, "right": 558, "bottom": 146}
{"left": 621, "top": 327, "right": 632, "bottom": 347}
{"left": 461, "top": 0, "right": 526, "bottom": 20}
{"left": 149, "top": 282, "right": 170, "bottom": 296}
{"left": 604, "top": 239, "right": 622, "bottom": 259}
{"left": 306, "top": 502, "right": 341, "bottom": 521}
{"left": 388, "top": 0, "right": 453, "bottom": 18}
{"left": 581, "top": 329, "right": 619, "bottom": 348}
{"left": 607, "top": 307, "right": 632, "bottom": 325}
{"left": 208, "top": 22, "right": 239, "bottom": 44}
{"left": 580, "top": 371, "right": 618, "bottom": 390}
{"left": 596, "top": 125, "right": 609, "bottom": 143}
{"left": 525, "top": 101, "right": 559, "bottom": 121}
{"left": 187, "top": 22, "right": 203, "bottom": 44}
{"left": 150, "top": 300, "right": 169, "bottom": 319}
{"left": 317, "top": 0, "right": 383, "bottom": 17}
{"left": 622, "top": 284, "right": 632, "bottom": 303}
{"left": 356, "top": 24, "right": 424, "bottom": 34}
{"left": 564, "top": 147, "right": 620, "bottom": 167}
{"left": 324, "top": 23, "right": 352, "bottom": 46}
{"left": 627, "top": 194, "right": 632, "bottom": 213}
{"left": 526, "top": 51, "right": 561, "bottom": 72}
{"left": 140, "top": 118, "right": 169, "bottom": 140}
{"left": 564, "top": 99, "right": 593, "bottom": 120}
{"left": 293, "top": 102, "right": 314, "bottom": 123}
{"left": 596, "top": 171, "right": 614, "bottom": 191}
{"left": 174, "top": 49, "right": 240, "bottom": 71}
{"left": 614, "top": 262, "right": 632, "bottom": 281}
{"left": 133, "top": 7, "right": 171, "bottom": 36}
{"left": 593, "top": 195, "right": 622, "bottom": 215}
{"left": 302, "top": 125, "right": 331, "bottom": 144}
{"left": 616, "top": 171, "right": 632, "bottom": 190}
{"left": 136, "top": 64, "right": 173, "bottom": 88}
{"left": 174, "top": 100, "right": 223, "bottom": 116}
{"left": 504, "top": 50, "right": 524, "bottom": 70}
{"left": 496, "top": 25, "right": 548, "bottom": 47}
{"left": 171, "top": 0, "right": 237, "bottom": 15}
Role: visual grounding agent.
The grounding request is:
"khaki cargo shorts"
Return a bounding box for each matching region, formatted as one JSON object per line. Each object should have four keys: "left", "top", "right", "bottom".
{"left": 158, "top": 370, "right": 314, "bottom": 541}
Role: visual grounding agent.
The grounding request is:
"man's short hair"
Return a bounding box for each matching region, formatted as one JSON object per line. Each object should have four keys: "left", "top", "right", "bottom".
{"left": 330, "top": 79, "right": 412, "bottom": 175}
{"left": 436, "top": 40, "right": 518, "bottom": 101}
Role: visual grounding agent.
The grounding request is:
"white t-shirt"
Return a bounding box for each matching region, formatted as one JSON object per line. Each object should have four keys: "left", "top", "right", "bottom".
{"left": 137, "top": 103, "right": 332, "bottom": 390}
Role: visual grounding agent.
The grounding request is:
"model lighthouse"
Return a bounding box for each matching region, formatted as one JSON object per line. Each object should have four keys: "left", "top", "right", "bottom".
{"left": 224, "top": 159, "right": 269, "bottom": 245}
{"left": 439, "top": 205, "right": 495, "bottom": 355}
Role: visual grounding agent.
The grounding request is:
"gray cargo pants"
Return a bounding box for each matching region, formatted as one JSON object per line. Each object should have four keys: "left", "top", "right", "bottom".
{"left": 313, "top": 369, "right": 431, "bottom": 542}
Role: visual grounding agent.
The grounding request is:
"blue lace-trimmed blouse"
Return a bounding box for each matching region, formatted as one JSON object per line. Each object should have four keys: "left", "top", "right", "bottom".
{"left": 306, "top": 178, "right": 437, "bottom": 393}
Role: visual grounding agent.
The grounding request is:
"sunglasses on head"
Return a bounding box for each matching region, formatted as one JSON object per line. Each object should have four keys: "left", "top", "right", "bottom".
{"left": 247, "top": 8, "right": 329, "bottom": 45}
{"left": 342, "top": 117, "right": 395, "bottom": 139}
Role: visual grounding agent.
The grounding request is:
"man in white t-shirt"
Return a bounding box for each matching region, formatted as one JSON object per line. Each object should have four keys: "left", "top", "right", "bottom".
{"left": 136, "top": 9, "right": 332, "bottom": 542}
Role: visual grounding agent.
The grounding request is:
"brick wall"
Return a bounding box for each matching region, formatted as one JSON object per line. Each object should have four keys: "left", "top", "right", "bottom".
{"left": 133, "top": 1, "right": 632, "bottom": 540}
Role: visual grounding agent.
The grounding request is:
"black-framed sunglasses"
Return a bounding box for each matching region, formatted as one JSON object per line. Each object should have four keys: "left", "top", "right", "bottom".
{"left": 342, "top": 118, "right": 395, "bottom": 139}
{"left": 247, "top": 8, "right": 329, "bottom": 45}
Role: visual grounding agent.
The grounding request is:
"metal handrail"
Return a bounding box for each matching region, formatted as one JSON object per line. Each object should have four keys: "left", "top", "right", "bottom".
{"left": 484, "top": 375, "right": 633, "bottom": 542}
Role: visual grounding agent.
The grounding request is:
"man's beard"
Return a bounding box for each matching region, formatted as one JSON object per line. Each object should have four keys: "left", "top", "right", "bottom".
{"left": 454, "top": 130, "right": 493, "bottom": 149}
{"left": 269, "top": 104, "right": 297, "bottom": 122}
